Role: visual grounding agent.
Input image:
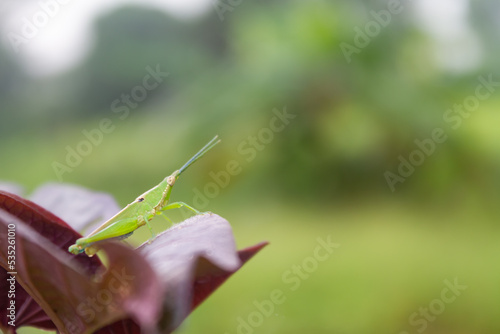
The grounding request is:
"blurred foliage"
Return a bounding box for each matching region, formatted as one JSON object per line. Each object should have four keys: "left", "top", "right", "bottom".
{"left": 75, "top": 7, "right": 227, "bottom": 111}
{"left": 1, "top": 0, "right": 500, "bottom": 205}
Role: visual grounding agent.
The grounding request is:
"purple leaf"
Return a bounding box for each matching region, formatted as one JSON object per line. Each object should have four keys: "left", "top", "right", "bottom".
{"left": 191, "top": 242, "right": 269, "bottom": 311}
{"left": 0, "top": 209, "right": 163, "bottom": 334}
{"left": 29, "top": 183, "right": 121, "bottom": 234}
{"left": 0, "top": 190, "right": 268, "bottom": 334}
{"left": 137, "top": 214, "right": 268, "bottom": 333}
{"left": 0, "top": 191, "right": 162, "bottom": 333}
{"left": 0, "top": 269, "right": 55, "bottom": 333}
{"left": 0, "top": 190, "right": 102, "bottom": 273}
{"left": 93, "top": 241, "right": 268, "bottom": 334}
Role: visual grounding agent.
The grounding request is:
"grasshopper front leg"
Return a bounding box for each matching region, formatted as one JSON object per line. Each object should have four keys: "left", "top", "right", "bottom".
{"left": 159, "top": 201, "right": 203, "bottom": 215}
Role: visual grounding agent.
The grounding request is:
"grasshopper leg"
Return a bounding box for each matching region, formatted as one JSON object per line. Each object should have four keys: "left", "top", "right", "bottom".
{"left": 159, "top": 212, "right": 174, "bottom": 225}
{"left": 160, "top": 201, "right": 203, "bottom": 215}
{"left": 138, "top": 215, "right": 156, "bottom": 239}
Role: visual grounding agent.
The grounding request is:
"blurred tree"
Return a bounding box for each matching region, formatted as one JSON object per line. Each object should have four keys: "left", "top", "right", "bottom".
{"left": 0, "top": 43, "right": 28, "bottom": 135}
{"left": 76, "top": 6, "right": 228, "bottom": 113}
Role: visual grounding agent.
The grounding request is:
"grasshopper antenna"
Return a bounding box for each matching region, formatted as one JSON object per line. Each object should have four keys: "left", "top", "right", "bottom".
{"left": 179, "top": 135, "right": 220, "bottom": 175}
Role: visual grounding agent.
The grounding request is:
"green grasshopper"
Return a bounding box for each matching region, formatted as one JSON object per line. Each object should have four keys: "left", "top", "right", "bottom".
{"left": 68, "top": 136, "right": 220, "bottom": 257}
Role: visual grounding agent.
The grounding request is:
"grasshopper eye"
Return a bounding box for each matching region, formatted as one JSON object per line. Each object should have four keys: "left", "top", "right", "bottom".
{"left": 167, "top": 175, "right": 176, "bottom": 186}
{"left": 137, "top": 197, "right": 144, "bottom": 202}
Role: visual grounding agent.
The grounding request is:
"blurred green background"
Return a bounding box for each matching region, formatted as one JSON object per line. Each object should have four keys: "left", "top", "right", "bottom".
{"left": 2, "top": 0, "right": 500, "bottom": 333}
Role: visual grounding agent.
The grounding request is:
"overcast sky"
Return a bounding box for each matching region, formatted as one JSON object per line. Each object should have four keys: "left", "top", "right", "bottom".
{"left": 1, "top": 0, "right": 212, "bottom": 76}
{"left": 414, "top": 0, "right": 481, "bottom": 73}
{"left": 0, "top": 0, "right": 480, "bottom": 77}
